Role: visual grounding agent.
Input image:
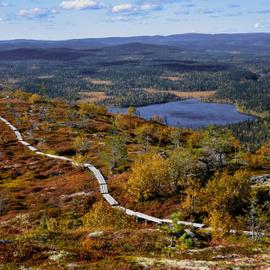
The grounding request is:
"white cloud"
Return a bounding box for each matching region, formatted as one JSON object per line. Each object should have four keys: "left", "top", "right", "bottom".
{"left": 51, "top": 9, "right": 58, "bottom": 14}
{"left": 254, "top": 21, "right": 270, "bottom": 29}
{"left": 111, "top": 3, "right": 160, "bottom": 14}
{"left": 141, "top": 4, "right": 158, "bottom": 11}
{"left": 18, "top": 8, "right": 44, "bottom": 17}
{"left": 60, "top": 0, "right": 104, "bottom": 10}
{"left": 17, "top": 8, "right": 57, "bottom": 19}
{"left": 112, "top": 4, "right": 135, "bottom": 13}
{"left": 254, "top": 22, "right": 261, "bottom": 28}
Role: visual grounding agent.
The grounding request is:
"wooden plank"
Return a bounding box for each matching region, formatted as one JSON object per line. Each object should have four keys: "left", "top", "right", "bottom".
{"left": 125, "top": 209, "right": 137, "bottom": 217}
{"left": 28, "top": 146, "right": 38, "bottom": 152}
{"left": 102, "top": 194, "right": 118, "bottom": 206}
{"left": 90, "top": 168, "right": 106, "bottom": 184}
{"left": 136, "top": 212, "right": 162, "bottom": 224}
{"left": 9, "top": 125, "right": 17, "bottom": 131}
{"left": 0, "top": 117, "right": 10, "bottom": 124}
{"left": 177, "top": 221, "right": 205, "bottom": 228}
{"left": 161, "top": 219, "right": 205, "bottom": 228}
{"left": 20, "top": 141, "right": 31, "bottom": 146}
{"left": 84, "top": 163, "right": 94, "bottom": 169}
{"left": 36, "top": 151, "right": 45, "bottom": 156}
{"left": 15, "top": 131, "right": 23, "bottom": 141}
{"left": 44, "top": 154, "right": 72, "bottom": 162}
{"left": 100, "top": 184, "right": 108, "bottom": 194}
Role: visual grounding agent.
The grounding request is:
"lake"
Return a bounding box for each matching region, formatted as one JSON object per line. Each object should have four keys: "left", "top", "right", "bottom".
{"left": 109, "top": 99, "right": 254, "bottom": 128}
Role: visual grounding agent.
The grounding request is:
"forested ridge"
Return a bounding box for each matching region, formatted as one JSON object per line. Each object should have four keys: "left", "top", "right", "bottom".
{"left": 0, "top": 41, "right": 269, "bottom": 116}
{"left": 228, "top": 118, "right": 270, "bottom": 151}
{"left": 0, "top": 42, "right": 269, "bottom": 155}
{"left": 216, "top": 77, "right": 270, "bottom": 116}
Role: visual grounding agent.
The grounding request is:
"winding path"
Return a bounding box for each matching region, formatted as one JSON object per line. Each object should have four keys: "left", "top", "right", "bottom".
{"left": 0, "top": 114, "right": 204, "bottom": 228}
{"left": 2, "top": 115, "right": 267, "bottom": 237}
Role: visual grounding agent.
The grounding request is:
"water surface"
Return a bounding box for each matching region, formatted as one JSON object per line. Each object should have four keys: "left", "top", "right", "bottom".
{"left": 109, "top": 99, "right": 254, "bottom": 128}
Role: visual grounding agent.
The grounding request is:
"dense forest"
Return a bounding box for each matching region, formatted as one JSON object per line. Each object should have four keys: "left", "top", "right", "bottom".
{"left": 0, "top": 40, "right": 269, "bottom": 151}
{"left": 0, "top": 43, "right": 269, "bottom": 115}
{"left": 228, "top": 118, "right": 270, "bottom": 151}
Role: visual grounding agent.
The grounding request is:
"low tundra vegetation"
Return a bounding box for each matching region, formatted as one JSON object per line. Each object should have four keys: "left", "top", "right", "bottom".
{"left": 0, "top": 90, "right": 269, "bottom": 269}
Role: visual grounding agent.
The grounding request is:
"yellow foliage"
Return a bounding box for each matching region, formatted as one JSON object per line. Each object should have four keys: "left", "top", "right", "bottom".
{"left": 83, "top": 201, "right": 133, "bottom": 229}
{"left": 127, "top": 106, "right": 138, "bottom": 116}
{"left": 134, "top": 124, "right": 155, "bottom": 151}
{"left": 115, "top": 114, "right": 132, "bottom": 130}
{"left": 14, "top": 89, "right": 30, "bottom": 101}
{"left": 1, "top": 178, "right": 25, "bottom": 189}
{"left": 79, "top": 103, "right": 107, "bottom": 117}
{"left": 209, "top": 211, "right": 238, "bottom": 239}
{"left": 81, "top": 237, "right": 107, "bottom": 251}
{"left": 0, "top": 134, "right": 7, "bottom": 144}
{"left": 187, "top": 131, "right": 206, "bottom": 148}
{"left": 1, "top": 171, "right": 36, "bottom": 188}
{"left": 73, "top": 154, "right": 89, "bottom": 165}
{"left": 181, "top": 178, "right": 202, "bottom": 218}
{"left": 254, "top": 141, "right": 270, "bottom": 167}
{"left": 128, "top": 153, "right": 170, "bottom": 201}
{"left": 29, "top": 94, "right": 43, "bottom": 104}
{"left": 203, "top": 170, "right": 251, "bottom": 238}
{"left": 73, "top": 133, "right": 90, "bottom": 153}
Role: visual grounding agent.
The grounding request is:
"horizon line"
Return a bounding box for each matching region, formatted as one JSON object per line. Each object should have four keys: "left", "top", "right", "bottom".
{"left": 0, "top": 31, "right": 269, "bottom": 42}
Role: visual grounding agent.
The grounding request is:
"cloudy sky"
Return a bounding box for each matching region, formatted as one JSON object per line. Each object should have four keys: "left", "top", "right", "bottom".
{"left": 0, "top": 0, "right": 270, "bottom": 40}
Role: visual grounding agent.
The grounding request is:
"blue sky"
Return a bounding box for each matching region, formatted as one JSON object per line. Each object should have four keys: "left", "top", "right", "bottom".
{"left": 0, "top": 0, "right": 270, "bottom": 40}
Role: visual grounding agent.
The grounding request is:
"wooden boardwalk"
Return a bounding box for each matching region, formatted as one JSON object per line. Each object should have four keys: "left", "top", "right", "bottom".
{"left": 0, "top": 114, "right": 206, "bottom": 228}
{"left": 2, "top": 114, "right": 268, "bottom": 238}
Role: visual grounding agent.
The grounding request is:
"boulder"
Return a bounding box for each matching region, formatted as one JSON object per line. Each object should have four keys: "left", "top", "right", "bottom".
{"left": 251, "top": 175, "right": 270, "bottom": 185}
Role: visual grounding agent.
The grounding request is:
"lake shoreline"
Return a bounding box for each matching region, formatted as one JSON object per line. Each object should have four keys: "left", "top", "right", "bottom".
{"left": 109, "top": 96, "right": 259, "bottom": 120}
{"left": 109, "top": 99, "right": 255, "bottom": 129}
{"left": 203, "top": 97, "right": 267, "bottom": 119}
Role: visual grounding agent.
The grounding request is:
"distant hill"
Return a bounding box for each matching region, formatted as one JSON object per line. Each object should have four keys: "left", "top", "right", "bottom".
{"left": 0, "top": 33, "right": 270, "bottom": 53}
{"left": 0, "top": 48, "right": 91, "bottom": 61}
{"left": 0, "top": 43, "right": 181, "bottom": 61}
